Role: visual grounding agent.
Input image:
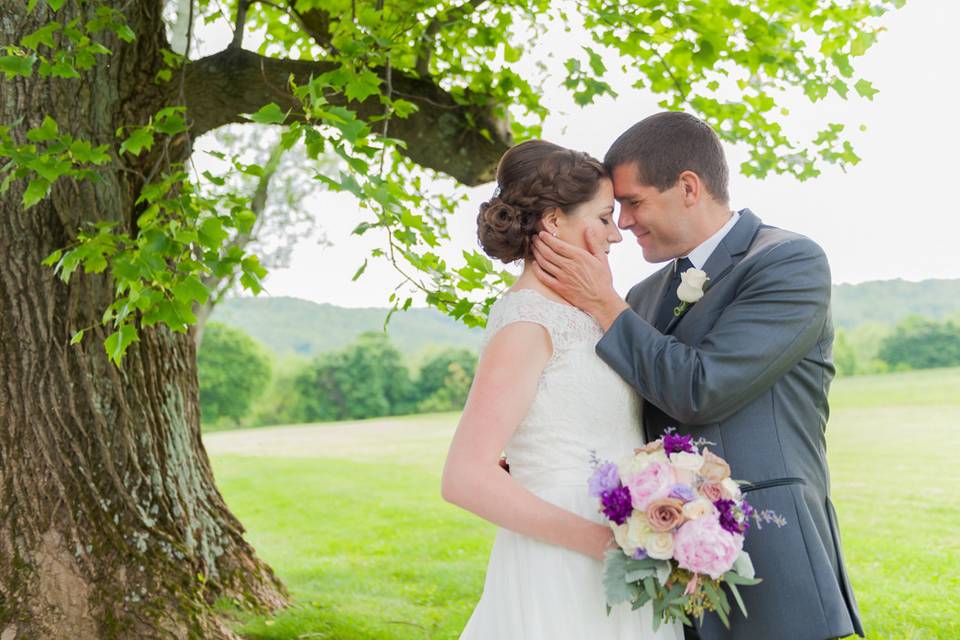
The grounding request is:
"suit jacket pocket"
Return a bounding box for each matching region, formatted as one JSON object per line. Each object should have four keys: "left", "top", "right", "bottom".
{"left": 741, "top": 476, "right": 806, "bottom": 493}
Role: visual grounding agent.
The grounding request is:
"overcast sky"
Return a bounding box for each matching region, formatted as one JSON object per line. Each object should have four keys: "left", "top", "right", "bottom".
{"left": 196, "top": 1, "right": 960, "bottom": 308}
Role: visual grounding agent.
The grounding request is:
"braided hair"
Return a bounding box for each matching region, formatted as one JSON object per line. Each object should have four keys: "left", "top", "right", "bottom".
{"left": 477, "top": 140, "right": 609, "bottom": 263}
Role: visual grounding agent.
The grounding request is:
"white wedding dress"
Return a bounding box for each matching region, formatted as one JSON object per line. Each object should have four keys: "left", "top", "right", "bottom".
{"left": 460, "top": 289, "right": 682, "bottom": 640}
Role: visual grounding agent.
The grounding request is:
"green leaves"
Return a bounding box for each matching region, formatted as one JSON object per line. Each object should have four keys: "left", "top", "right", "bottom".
{"left": 854, "top": 79, "right": 879, "bottom": 100}
{"left": 23, "top": 178, "right": 50, "bottom": 208}
{"left": 344, "top": 69, "right": 382, "bottom": 102}
{"left": 104, "top": 323, "right": 138, "bottom": 366}
{"left": 0, "top": 52, "right": 36, "bottom": 78}
{"left": 26, "top": 116, "right": 58, "bottom": 142}
{"left": 22, "top": 23, "right": 61, "bottom": 50}
{"left": 247, "top": 103, "right": 288, "bottom": 125}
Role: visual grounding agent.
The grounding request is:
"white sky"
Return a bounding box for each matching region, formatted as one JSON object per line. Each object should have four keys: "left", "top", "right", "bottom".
{"left": 194, "top": 1, "right": 960, "bottom": 308}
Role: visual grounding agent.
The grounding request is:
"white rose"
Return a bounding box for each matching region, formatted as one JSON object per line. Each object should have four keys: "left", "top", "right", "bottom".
{"left": 618, "top": 450, "right": 668, "bottom": 482}
{"left": 677, "top": 268, "right": 709, "bottom": 303}
{"left": 626, "top": 513, "right": 653, "bottom": 550}
{"left": 643, "top": 531, "right": 675, "bottom": 560}
{"left": 670, "top": 452, "right": 704, "bottom": 474}
{"left": 612, "top": 522, "right": 637, "bottom": 556}
{"left": 682, "top": 498, "right": 717, "bottom": 520}
{"left": 721, "top": 477, "right": 742, "bottom": 498}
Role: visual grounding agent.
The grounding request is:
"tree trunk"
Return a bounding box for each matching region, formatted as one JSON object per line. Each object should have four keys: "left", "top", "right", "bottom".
{"left": 0, "top": 2, "right": 287, "bottom": 638}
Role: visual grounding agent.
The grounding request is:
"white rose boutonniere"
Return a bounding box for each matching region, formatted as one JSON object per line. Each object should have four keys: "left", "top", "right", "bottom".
{"left": 674, "top": 268, "right": 709, "bottom": 317}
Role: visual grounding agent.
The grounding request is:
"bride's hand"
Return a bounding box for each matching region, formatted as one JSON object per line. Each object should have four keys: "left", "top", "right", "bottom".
{"left": 588, "top": 524, "right": 617, "bottom": 561}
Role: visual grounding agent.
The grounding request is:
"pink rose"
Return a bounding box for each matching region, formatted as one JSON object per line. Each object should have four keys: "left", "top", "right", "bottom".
{"left": 626, "top": 462, "right": 676, "bottom": 511}
{"left": 673, "top": 517, "right": 744, "bottom": 579}
{"left": 646, "top": 498, "right": 686, "bottom": 532}
{"left": 700, "top": 482, "right": 724, "bottom": 502}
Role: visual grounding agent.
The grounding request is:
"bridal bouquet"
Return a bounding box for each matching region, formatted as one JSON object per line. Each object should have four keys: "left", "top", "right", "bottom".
{"left": 588, "top": 434, "right": 783, "bottom": 630}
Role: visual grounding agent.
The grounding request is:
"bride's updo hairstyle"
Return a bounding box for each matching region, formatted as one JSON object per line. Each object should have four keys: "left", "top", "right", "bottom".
{"left": 477, "top": 140, "right": 608, "bottom": 263}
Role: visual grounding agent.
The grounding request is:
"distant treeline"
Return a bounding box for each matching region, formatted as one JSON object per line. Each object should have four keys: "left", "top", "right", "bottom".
{"left": 198, "top": 323, "right": 476, "bottom": 430}
{"left": 199, "top": 313, "right": 960, "bottom": 429}
{"left": 834, "top": 315, "right": 960, "bottom": 376}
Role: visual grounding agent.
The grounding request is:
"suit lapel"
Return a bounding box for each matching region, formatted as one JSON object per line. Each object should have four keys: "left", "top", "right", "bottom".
{"left": 663, "top": 209, "right": 763, "bottom": 335}
{"left": 644, "top": 264, "right": 675, "bottom": 326}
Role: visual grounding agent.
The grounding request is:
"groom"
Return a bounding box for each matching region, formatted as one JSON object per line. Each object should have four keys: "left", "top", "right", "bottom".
{"left": 532, "top": 111, "right": 863, "bottom": 640}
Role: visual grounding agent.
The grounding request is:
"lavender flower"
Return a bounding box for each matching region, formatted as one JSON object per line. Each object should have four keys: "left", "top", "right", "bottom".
{"left": 663, "top": 433, "right": 695, "bottom": 455}
{"left": 588, "top": 462, "right": 620, "bottom": 498}
{"left": 601, "top": 486, "right": 633, "bottom": 525}
{"left": 631, "top": 548, "right": 648, "bottom": 560}
{"left": 668, "top": 483, "right": 696, "bottom": 503}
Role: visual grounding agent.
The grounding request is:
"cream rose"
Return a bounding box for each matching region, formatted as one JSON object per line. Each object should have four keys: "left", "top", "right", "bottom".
{"left": 677, "top": 268, "right": 709, "bottom": 303}
{"left": 700, "top": 450, "right": 732, "bottom": 482}
{"left": 612, "top": 522, "right": 638, "bottom": 556}
{"left": 644, "top": 531, "right": 676, "bottom": 560}
{"left": 618, "top": 449, "right": 668, "bottom": 482}
{"left": 721, "top": 477, "right": 742, "bottom": 499}
{"left": 635, "top": 440, "right": 664, "bottom": 455}
{"left": 625, "top": 513, "right": 653, "bottom": 550}
{"left": 682, "top": 498, "right": 717, "bottom": 520}
{"left": 670, "top": 452, "right": 705, "bottom": 474}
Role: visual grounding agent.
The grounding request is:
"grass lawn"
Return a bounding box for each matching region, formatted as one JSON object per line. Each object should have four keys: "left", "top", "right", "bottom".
{"left": 207, "top": 368, "right": 960, "bottom": 639}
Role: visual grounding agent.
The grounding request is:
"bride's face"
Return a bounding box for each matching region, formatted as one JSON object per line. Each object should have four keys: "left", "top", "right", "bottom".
{"left": 553, "top": 179, "right": 622, "bottom": 255}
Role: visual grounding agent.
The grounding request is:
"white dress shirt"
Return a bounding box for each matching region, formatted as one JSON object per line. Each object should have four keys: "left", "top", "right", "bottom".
{"left": 678, "top": 211, "right": 741, "bottom": 271}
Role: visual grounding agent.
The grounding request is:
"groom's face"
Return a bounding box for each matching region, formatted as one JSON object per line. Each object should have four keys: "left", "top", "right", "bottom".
{"left": 611, "top": 163, "right": 690, "bottom": 264}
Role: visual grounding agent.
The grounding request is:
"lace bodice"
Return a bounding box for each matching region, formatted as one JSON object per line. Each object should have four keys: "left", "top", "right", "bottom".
{"left": 481, "top": 289, "right": 644, "bottom": 491}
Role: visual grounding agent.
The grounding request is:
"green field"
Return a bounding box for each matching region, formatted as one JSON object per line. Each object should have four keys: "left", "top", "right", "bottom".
{"left": 206, "top": 367, "right": 960, "bottom": 639}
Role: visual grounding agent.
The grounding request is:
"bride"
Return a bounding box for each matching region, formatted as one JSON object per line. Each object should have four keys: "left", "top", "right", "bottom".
{"left": 441, "top": 140, "right": 682, "bottom": 639}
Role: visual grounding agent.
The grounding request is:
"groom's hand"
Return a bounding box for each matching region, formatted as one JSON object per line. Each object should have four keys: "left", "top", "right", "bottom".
{"left": 532, "top": 228, "right": 629, "bottom": 331}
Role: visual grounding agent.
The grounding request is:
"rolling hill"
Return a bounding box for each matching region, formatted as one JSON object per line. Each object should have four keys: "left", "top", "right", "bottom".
{"left": 209, "top": 278, "right": 960, "bottom": 357}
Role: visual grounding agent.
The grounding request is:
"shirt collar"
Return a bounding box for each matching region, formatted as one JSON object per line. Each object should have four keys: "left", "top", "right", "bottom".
{"left": 677, "top": 211, "right": 741, "bottom": 271}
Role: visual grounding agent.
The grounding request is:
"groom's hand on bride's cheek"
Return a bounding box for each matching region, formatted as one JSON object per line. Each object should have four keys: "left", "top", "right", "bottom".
{"left": 531, "top": 230, "right": 601, "bottom": 305}
{"left": 532, "top": 230, "right": 626, "bottom": 329}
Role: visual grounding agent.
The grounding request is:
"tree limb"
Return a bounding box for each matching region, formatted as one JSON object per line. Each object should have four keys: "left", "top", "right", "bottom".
{"left": 181, "top": 47, "right": 509, "bottom": 185}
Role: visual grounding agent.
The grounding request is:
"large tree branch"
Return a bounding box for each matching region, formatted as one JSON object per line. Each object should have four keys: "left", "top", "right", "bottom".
{"left": 181, "top": 47, "right": 509, "bottom": 185}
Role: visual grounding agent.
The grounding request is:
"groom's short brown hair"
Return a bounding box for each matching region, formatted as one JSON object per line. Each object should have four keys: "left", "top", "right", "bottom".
{"left": 605, "top": 111, "right": 730, "bottom": 205}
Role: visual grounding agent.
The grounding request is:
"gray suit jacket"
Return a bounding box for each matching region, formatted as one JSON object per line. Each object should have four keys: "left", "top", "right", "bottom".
{"left": 597, "top": 210, "right": 863, "bottom": 640}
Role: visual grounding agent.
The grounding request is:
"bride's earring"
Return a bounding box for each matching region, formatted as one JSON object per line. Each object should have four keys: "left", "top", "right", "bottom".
{"left": 551, "top": 230, "right": 558, "bottom": 238}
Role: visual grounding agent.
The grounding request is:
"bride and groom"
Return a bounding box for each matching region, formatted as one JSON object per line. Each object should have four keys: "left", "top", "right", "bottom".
{"left": 441, "top": 111, "right": 862, "bottom": 639}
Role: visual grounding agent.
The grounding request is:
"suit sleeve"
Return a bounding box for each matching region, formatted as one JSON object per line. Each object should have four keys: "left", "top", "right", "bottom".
{"left": 596, "top": 238, "right": 831, "bottom": 426}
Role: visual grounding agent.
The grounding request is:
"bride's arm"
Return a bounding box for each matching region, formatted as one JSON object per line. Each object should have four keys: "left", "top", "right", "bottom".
{"left": 441, "top": 321, "right": 613, "bottom": 561}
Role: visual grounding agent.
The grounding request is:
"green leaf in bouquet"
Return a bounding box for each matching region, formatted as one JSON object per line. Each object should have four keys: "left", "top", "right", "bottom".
{"left": 703, "top": 581, "right": 730, "bottom": 628}
{"left": 665, "top": 581, "right": 686, "bottom": 605}
{"left": 655, "top": 560, "right": 672, "bottom": 586}
{"left": 723, "top": 571, "right": 762, "bottom": 587}
{"left": 625, "top": 566, "right": 656, "bottom": 582}
{"left": 726, "top": 580, "right": 748, "bottom": 619}
{"left": 674, "top": 606, "right": 693, "bottom": 627}
{"left": 733, "top": 550, "right": 756, "bottom": 579}
{"left": 631, "top": 590, "right": 651, "bottom": 611}
{"left": 602, "top": 549, "right": 632, "bottom": 605}
{"left": 642, "top": 576, "right": 657, "bottom": 600}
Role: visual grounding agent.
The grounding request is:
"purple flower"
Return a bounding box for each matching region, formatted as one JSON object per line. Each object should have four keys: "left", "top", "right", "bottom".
{"left": 714, "top": 498, "right": 749, "bottom": 535}
{"left": 588, "top": 462, "right": 620, "bottom": 498}
{"left": 664, "top": 433, "right": 695, "bottom": 455}
{"left": 631, "top": 548, "right": 648, "bottom": 560}
{"left": 601, "top": 486, "right": 633, "bottom": 525}
{"left": 668, "top": 483, "right": 696, "bottom": 503}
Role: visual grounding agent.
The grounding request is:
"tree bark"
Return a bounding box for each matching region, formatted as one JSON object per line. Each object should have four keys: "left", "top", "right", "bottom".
{"left": 0, "top": 2, "right": 286, "bottom": 638}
